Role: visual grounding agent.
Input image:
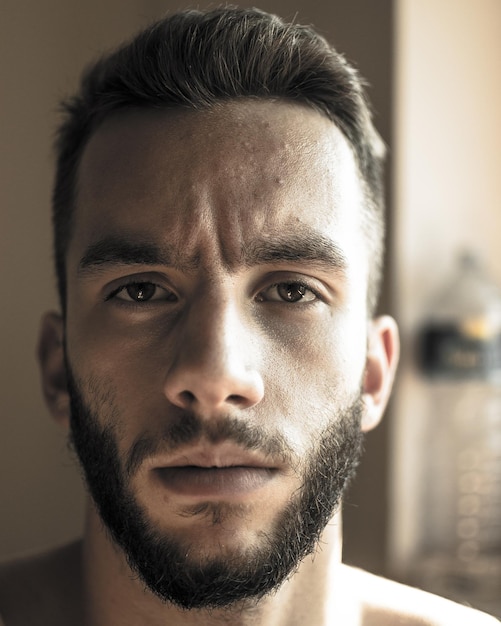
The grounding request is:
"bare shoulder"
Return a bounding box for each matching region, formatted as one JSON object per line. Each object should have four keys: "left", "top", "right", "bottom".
{"left": 341, "top": 565, "right": 499, "bottom": 626}
{"left": 0, "top": 541, "right": 83, "bottom": 626}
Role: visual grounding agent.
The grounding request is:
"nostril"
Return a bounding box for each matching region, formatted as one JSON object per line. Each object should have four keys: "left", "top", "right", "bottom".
{"left": 171, "top": 389, "right": 259, "bottom": 411}
{"left": 227, "top": 394, "right": 246, "bottom": 405}
{"left": 179, "top": 390, "right": 196, "bottom": 405}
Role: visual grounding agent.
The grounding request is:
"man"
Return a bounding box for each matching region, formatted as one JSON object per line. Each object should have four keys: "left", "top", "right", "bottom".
{"left": 0, "top": 7, "right": 497, "bottom": 625}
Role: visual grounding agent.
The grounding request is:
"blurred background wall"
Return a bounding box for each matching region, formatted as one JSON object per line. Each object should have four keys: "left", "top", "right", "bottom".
{"left": 1, "top": 0, "right": 500, "bottom": 596}
{"left": 391, "top": 0, "right": 501, "bottom": 572}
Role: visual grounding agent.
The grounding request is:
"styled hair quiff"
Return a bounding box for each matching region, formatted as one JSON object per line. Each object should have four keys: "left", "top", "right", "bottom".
{"left": 53, "top": 6, "right": 386, "bottom": 314}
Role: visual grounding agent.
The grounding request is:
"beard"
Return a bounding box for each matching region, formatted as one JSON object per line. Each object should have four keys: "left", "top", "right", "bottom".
{"left": 66, "top": 365, "right": 364, "bottom": 610}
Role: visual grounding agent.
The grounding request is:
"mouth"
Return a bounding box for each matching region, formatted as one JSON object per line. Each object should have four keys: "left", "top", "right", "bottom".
{"left": 155, "top": 465, "right": 277, "bottom": 498}
{"left": 149, "top": 443, "right": 280, "bottom": 499}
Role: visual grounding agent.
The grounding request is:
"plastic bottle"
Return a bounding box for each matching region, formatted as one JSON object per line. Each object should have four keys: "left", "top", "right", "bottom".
{"left": 413, "top": 252, "right": 501, "bottom": 617}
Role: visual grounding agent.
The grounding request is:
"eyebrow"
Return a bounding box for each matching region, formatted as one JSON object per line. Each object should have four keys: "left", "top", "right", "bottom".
{"left": 244, "top": 234, "right": 347, "bottom": 273}
{"left": 78, "top": 237, "right": 182, "bottom": 275}
{"left": 77, "top": 232, "right": 348, "bottom": 276}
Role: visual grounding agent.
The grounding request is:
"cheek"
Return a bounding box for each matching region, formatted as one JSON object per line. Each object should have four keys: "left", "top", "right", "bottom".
{"left": 67, "top": 301, "right": 166, "bottom": 373}
{"left": 265, "top": 307, "right": 366, "bottom": 386}
{"left": 261, "top": 314, "right": 367, "bottom": 451}
{"left": 66, "top": 314, "right": 168, "bottom": 439}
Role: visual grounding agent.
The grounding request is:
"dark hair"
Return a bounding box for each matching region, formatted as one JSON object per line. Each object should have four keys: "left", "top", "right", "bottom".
{"left": 53, "top": 6, "right": 385, "bottom": 314}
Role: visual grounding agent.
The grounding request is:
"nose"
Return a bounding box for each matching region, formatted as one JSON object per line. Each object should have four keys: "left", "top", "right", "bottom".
{"left": 163, "top": 297, "right": 265, "bottom": 415}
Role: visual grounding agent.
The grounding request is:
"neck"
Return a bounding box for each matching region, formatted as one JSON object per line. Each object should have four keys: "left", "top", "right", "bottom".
{"left": 81, "top": 502, "right": 354, "bottom": 626}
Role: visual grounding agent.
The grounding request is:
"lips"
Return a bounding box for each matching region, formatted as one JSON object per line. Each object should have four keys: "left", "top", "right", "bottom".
{"left": 149, "top": 443, "right": 279, "bottom": 499}
{"left": 155, "top": 465, "right": 276, "bottom": 497}
{"left": 155, "top": 442, "right": 277, "bottom": 469}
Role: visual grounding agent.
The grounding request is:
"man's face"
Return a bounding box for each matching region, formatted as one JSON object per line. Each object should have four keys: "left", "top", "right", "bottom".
{"left": 59, "top": 100, "right": 380, "bottom": 606}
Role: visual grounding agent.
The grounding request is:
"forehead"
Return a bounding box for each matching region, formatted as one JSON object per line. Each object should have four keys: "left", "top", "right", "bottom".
{"left": 73, "top": 99, "right": 366, "bottom": 271}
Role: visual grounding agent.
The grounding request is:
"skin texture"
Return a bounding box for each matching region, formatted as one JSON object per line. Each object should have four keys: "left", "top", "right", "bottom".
{"left": 33, "top": 99, "right": 403, "bottom": 625}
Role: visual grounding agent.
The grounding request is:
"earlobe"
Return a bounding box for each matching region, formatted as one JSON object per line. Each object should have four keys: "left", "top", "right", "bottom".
{"left": 38, "top": 311, "right": 70, "bottom": 428}
{"left": 361, "top": 315, "right": 399, "bottom": 432}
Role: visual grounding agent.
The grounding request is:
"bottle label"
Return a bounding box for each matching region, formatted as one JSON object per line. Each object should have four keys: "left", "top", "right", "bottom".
{"left": 419, "top": 324, "right": 501, "bottom": 379}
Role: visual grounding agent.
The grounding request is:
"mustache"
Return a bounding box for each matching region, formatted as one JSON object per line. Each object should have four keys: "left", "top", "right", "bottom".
{"left": 125, "top": 412, "right": 295, "bottom": 478}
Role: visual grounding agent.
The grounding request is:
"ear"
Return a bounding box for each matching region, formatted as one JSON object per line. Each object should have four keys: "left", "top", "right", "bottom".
{"left": 361, "top": 315, "right": 399, "bottom": 432}
{"left": 38, "top": 311, "right": 70, "bottom": 428}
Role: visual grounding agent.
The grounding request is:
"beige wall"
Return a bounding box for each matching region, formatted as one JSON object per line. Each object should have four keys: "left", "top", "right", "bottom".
{"left": 391, "top": 0, "right": 501, "bottom": 574}
{"left": 0, "top": 0, "right": 393, "bottom": 571}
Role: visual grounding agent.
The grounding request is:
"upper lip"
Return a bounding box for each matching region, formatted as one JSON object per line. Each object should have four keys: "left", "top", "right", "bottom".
{"left": 148, "top": 442, "right": 278, "bottom": 471}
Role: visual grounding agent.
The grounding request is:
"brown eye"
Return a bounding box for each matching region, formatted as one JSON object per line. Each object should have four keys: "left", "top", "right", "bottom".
{"left": 126, "top": 282, "right": 157, "bottom": 302}
{"left": 109, "top": 282, "right": 177, "bottom": 303}
{"left": 277, "top": 283, "right": 307, "bottom": 302}
{"left": 258, "top": 282, "right": 318, "bottom": 303}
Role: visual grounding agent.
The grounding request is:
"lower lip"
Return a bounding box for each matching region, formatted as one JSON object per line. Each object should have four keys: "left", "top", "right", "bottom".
{"left": 154, "top": 466, "right": 275, "bottom": 498}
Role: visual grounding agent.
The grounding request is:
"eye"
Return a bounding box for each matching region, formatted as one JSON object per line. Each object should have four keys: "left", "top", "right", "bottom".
{"left": 107, "top": 281, "right": 177, "bottom": 303}
{"left": 258, "top": 282, "right": 318, "bottom": 303}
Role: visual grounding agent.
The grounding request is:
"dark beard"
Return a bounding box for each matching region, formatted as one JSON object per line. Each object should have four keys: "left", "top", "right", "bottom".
{"left": 66, "top": 366, "right": 364, "bottom": 610}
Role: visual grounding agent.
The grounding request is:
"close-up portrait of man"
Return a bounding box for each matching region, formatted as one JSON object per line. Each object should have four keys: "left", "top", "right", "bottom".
{"left": 0, "top": 3, "right": 499, "bottom": 625}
